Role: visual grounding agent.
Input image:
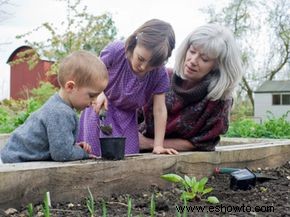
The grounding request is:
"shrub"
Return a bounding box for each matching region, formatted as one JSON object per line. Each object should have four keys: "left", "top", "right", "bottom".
{"left": 226, "top": 111, "right": 290, "bottom": 139}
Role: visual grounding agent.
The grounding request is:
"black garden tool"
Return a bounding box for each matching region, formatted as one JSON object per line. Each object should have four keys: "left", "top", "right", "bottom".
{"left": 214, "top": 167, "right": 278, "bottom": 182}
{"left": 214, "top": 167, "right": 278, "bottom": 190}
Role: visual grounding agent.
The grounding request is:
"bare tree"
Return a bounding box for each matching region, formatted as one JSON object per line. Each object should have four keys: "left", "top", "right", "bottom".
{"left": 202, "top": 0, "right": 290, "bottom": 110}
{"left": 264, "top": 0, "right": 290, "bottom": 81}
{"left": 0, "top": 0, "right": 13, "bottom": 47}
{"left": 14, "top": 0, "right": 117, "bottom": 75}
{"left": 0, "top": 0, "right": 11, "bottom": 23}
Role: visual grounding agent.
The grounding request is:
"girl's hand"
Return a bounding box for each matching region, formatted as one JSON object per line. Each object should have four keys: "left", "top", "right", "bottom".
{"left": 92, "top": 92, "right": 108, "bottom": 114}
{"left": 76, "top": 142, "right": 92, "bottom": 154}
{"left": 153, "top": 146, "right": 178, "bottom": 155}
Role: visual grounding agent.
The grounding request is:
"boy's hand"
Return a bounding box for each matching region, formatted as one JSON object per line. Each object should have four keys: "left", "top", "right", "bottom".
{"left": 153, "top": 146, "right": 178, "bottom": 155}
{"left": 76, "top": 142, "right": 92, "bottom": 154}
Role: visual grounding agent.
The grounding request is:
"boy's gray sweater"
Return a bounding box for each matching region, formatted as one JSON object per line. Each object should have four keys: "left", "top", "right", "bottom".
{"left": 0, "top": 93, "right": 89, "bottom": 163}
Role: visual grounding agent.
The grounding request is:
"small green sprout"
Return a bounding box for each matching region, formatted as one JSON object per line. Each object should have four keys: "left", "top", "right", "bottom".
{"left": 101, "top": 199, "right": 107, "bottom": 217}
{"left": 86, "top": 187, "right": 95, "bottom": 217}
{"left": 175, "top": 198, "right": 188, "bottom": 217}
{"left": 260, "top": 186, "right": 268, "bottom": 192}
{"left": 127, "top": 196, "right": 132, "bottom": 217}
{"left": 150, "top": 194, "right": 156, "bottom": 217}
{"left": 27, "top": 203, "right": 34, "bottom": 217}
{"left": 42, "top": 191, "right": 51, "bottom": 217}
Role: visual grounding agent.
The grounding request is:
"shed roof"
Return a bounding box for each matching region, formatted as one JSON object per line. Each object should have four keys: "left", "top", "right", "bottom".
{"left": 255, "top": 80, "right": 290, "bottom": 93}
{"left": 6, "top": 45, "right": 33, "bottom": 63}
{"left": 6, "top": 45, "right": 53, "bottom": 63}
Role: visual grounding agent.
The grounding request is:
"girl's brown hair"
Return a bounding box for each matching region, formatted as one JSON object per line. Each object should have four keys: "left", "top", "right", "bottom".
{"left": 125, "top": 19, "right": 175, "bottom": 67}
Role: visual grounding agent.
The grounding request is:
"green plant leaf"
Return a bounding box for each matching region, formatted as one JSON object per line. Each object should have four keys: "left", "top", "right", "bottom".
{"left": 86, "top": 187, "right": 95, "bottom": 216}
{"left": 199, "top": 177, "right": 208, "bottom": 186}
{"left": 27, "top": 203, "right": 34, "bottom": 217}
{"left": 197, "top": 177, "right": 208, "bottom": 192}
{"left": 192, "top": 182, "right": 199, "bottom": 193}
{"left": 181, "top": 191, "right": 195, "bottom": 201}
{"left": 184, "top": 175, "right": 192, "bottom": 187}
{"left": 127, "top": 196, "right": 132, "bottom": 217}
{"left": 101, "top": 199, "right": 107, "bottom": 217}
{"left": 161, "top": 174, "right": 184, "bottom": 183}
{"left": 150, "top": 194, "right": 156, "bottom": 217}
{"left": 207, "top": 196, "right": 219, "bottom": 204}
{"left": 202, "top": 187, "right": 213, "bottom": 195}
{"left": 191, "top": 177, "right": 197, "bottom": 185}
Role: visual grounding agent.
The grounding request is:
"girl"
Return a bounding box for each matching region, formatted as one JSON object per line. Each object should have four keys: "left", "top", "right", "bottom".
{"left": 78, "top": 19, "right": 178, "bottom": 155}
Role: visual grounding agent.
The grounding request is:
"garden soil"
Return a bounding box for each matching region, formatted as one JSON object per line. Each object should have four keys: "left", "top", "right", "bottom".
{"left": 5, "top": 161, "right": 290, "bottom": 217}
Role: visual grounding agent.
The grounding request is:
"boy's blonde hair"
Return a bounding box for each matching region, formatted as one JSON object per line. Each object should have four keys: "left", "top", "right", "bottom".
{"left": 58, "top": 50, "right": 108, "bottom": 88}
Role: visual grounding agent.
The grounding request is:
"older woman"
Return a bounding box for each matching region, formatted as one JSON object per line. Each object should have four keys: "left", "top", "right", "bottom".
{"left": 139, "top": 23, "right": 243, "bottom": 152}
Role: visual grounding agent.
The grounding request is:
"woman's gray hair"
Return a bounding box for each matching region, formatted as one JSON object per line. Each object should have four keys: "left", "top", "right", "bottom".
{"left": 174, "top": 23, "right": 243, "bottom": 100}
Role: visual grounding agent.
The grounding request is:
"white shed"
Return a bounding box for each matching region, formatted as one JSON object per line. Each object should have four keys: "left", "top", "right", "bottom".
{"left": 254, "top": 80, "right": 290, "bottom": 123}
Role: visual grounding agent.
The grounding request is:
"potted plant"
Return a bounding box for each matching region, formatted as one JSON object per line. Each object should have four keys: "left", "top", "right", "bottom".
{"left": 99, "top": 109, "right": 125, "bottom": 160}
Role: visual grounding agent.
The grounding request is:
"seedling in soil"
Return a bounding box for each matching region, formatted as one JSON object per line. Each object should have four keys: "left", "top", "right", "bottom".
{"left": 101, "top": 199, "right": 107, "bottom": 217}
{"left": 176, "top": 198, "right": 188, "bottom": 217}
{"left": 161, "top": 174, "right": 219, "bottom": 204}
{"left": 150, "top": 194, "right": 156, "bottom": 217}
{"left": 42, "top": 191, "right": 51, "bottom": 217}
{"left": 127, "top": 196, "right": 132, "bottom": 217}
{"left": 27, "top": 203, "right": 34, "bottom": 217}
{"left": 86, "top": 187, "right": 95, "bottom": 217}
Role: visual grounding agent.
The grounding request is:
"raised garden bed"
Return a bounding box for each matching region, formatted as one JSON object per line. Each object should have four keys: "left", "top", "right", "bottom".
{"left": 3, "top": 161, "right": 290, "bottom": 216}
{"left": 0, "top": 137, "right": 290, "bottom": 216}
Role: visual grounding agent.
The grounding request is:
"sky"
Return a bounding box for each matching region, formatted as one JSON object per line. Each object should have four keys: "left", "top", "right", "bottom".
{"left": 0, "top": 0, "right": 216, "bottom": 100}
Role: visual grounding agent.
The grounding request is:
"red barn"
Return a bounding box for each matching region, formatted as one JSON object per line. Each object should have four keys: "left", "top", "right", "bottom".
{"left": 7, "top": 46, "right": 58, "bottom": 100}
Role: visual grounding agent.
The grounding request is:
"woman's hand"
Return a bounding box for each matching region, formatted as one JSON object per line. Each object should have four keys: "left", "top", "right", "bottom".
{"left": 92, "top": 92, "right": 108, "bottom": 114}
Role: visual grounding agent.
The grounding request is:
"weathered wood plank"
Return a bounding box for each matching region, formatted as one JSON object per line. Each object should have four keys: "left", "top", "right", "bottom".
{"left": 0, "top": 154, "right": 177, "bottom": 209}
{"left": 0, "top": 134, "right": 9, "bottom": 150}
{"left": 178, "top": 141, "right": 290, "bottom": 177}
{"left": 0, "top": 140, "right": 290, "bottom": 209}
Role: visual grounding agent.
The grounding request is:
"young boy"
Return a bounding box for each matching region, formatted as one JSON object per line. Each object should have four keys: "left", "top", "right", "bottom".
{"left": 0, "top": 50, "right": 108, "bottom": 163}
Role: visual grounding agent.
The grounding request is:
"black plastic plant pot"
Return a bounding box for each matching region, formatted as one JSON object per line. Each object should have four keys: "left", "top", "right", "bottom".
{"left": 100, "top": 137, "right": 126, "bottom": 160}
